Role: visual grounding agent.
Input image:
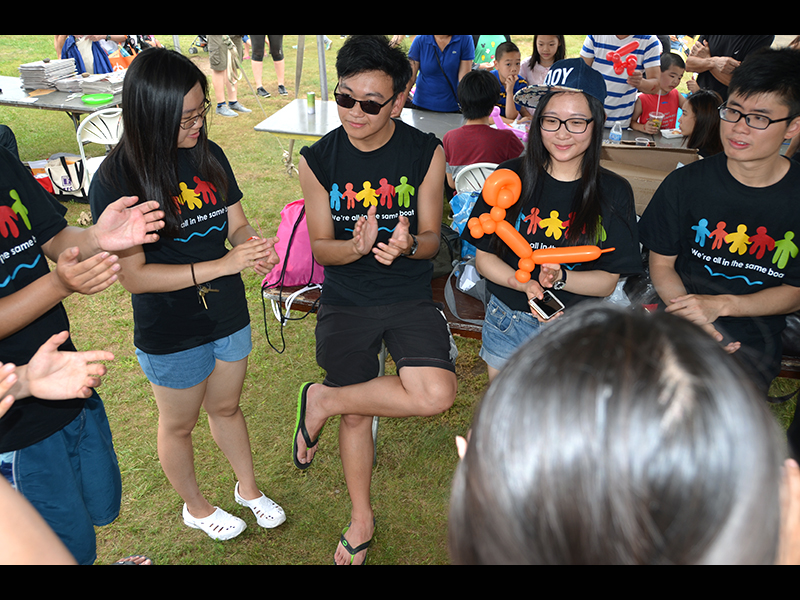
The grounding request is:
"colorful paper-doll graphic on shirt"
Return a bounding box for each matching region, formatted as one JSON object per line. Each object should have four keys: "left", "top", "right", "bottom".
{"left": 514, "top": 207, "right": 607, "bottom": 245}
{"left": 688, "top": 216, "right": 798, "bottom": 285}
{"left": 0, "top": 190, "right": 31, "bottom": 239}
{"left": 170, "top": 177, "right": 228, "bottom": 243}
{"left": 1, "top": 189, "right": 40, "bottom": 289}
{"left": 326, "top": 175, "right": 416, "bottom": 236}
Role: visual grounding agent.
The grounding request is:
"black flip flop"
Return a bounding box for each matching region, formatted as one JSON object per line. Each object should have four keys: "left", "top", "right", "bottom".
{"left": 293, "top": 382, "right": 320, "bottom": 470}
{"left": 339, "top": 523, "right": 373, "bottom": 565}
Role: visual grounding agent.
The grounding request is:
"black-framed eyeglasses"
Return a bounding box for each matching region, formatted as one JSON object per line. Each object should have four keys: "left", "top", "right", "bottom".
{"left": 539, "top": 115, "right": 594, "bottom": 134}
{"left": 180, "top": 99, "right": 211, "bottom": 130}
{"left": 718, "top": 103, "right": 797, "bottom": 130}
{"left": 334, "top": 85, "right": 396, "bottom": 115}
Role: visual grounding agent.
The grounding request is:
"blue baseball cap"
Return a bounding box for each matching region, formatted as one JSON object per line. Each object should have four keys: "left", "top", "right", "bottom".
{"left": 515, "top": 57, "right": 607, "bottom": 109}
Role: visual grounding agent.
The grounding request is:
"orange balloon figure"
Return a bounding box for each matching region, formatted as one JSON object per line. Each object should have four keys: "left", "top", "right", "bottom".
{"left": 467, "top": 169, "right": 614, "bottom": 283}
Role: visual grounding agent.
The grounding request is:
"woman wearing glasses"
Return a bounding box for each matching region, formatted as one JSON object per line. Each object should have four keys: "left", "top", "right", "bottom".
{"left": 462, "top": 58, "right": 642, "bottom": 381}
{"left": 89, "top": 47, "right": 285, "bottom": 541}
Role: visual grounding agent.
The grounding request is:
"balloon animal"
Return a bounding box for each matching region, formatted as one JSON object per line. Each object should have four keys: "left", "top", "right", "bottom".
{"left": 606, "top": 40, "right": 639, "bottom": 76}
{"left": 467, "top": 169, "right": 614, "bottom": 283}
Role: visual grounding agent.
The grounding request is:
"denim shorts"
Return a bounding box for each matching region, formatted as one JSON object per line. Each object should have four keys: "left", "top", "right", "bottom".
{"left": 480, "top": 294, "right": 545, "bottom": 371}
{"left": 136, "top": 324, "right": 252, "bottom": 389}
{"left": 0, "top": 391, "right": 121, "bottom": 565}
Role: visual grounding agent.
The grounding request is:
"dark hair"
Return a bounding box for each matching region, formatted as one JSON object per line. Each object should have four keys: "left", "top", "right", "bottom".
{"left": 457, "top": 69, "right": 501, "bottom": 120}
{"left": 660, "top": 51, "right": 685, "bottom": 71}
{"left": 494, "top": 90, "right": 607, "bottom": 257}
{"left": 685, "top": 89, "right": 724, "bottom": 157}
{"left": 336, "top": 35, "right": 412, "bottom": 97}
{"left": 729, "top": 47, "right": 800, "bottom": 117}
{"left": 449, "top": 304, "right": 785, "bottom": 565}
{"left": 527, "top": 35, "right": 566, "bottom": 72}
{"left": 495, "top": 41, "right": 520, "bottom": 62}
{"left": 101, "top": 47, "right": 227, "bottom": 237}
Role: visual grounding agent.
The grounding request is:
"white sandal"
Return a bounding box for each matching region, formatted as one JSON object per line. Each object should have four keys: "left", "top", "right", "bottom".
{"left": 182, "top": 504, "right": 247, "bottom": 541}
{"left": 234, "top": 482, "right": 286, "bottom": 529}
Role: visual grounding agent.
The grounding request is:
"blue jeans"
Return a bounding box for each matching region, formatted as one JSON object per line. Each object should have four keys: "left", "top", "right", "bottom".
{"left": 480, "top": 294, "right": 545, "bottom": 371}
{"left": 1, "top": 391, "right": 121, "bottom": 565}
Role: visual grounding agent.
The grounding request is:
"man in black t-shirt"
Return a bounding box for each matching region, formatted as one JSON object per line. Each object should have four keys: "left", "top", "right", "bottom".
{"left": 640, "top": 48, "right": 800, "bottom": 455}
{"left": 295, "top": 35, "right": 457, "bottom": 565}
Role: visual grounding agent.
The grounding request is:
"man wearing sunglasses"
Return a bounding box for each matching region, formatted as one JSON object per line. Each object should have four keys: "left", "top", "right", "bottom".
{"left": 296, "top": 35, "right": 457, "bottom": 565}
{"left": 640, "top": 48, "right": 800, "bottom": 455}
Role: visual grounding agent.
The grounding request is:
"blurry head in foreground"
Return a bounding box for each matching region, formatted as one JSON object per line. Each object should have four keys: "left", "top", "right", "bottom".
{"left": 449, "top": 304, "right": 787, "bottom": 564}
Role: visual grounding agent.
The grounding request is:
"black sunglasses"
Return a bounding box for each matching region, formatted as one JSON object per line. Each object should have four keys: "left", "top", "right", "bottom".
{"left": 334, "top": 85, "right": 396, "bottom": 115}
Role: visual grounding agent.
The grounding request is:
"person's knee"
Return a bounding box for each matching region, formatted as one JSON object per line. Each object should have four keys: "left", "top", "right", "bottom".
{"left": 341, "top": 413, "right": 373, "bottom": 430}
{"left": 413, "top": 372, "right": 457, "bottom": 416}
{"left": 159, "top": 416, "right": 197, "bottom": 439}
{"left": 205, "top": 398, "right": 242, "bottom": 421}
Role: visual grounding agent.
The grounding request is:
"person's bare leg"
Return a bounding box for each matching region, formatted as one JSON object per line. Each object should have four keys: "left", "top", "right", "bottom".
{"left": 203, "top": 358, "right": 260, "bottom": 500}
{"left": 152, "top": 381, "right": 215, "bottom": 519}
{"left": 274, "top": 59, "right": 285, "bottom": 87}
{"left": 212, "top": 69, "right": 227, "bottom": 105}
{"left": 294, "top": 367, "right": 456, "bottom": 470}
{"left": 334, "top": 413, "right": 375, "bottom": 565}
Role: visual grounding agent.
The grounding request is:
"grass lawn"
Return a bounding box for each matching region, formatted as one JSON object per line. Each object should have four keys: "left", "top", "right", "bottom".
{"left": 1, "top": 35, "right": 797, "bottom": 565}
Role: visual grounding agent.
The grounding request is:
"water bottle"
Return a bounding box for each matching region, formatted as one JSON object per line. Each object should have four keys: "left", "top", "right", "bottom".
{"left": 609, "top": 122, "right": 623, "bottom": 143}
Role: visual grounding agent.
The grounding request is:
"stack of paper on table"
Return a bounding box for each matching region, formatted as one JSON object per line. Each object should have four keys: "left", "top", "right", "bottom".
{"left": 80, "top": 71, "right": 125, "bottom": 95}
{"left": 18, "top": 59, "right": 77, "bottom": 90}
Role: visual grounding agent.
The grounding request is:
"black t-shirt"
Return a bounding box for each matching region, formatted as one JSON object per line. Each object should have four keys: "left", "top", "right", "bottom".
{"left": 695, "top": 35, "right": 774, "bottom": 100}
{"left": 639, "top": 153, "right": 800, "bottom": 379}
{"left": 461, "top": 158, "right": 642, "bottom": 313}
{"left": 90, "top": 141, "right": 249, "bottom": 354}
{"left": 300, "top": 120, "right": 441, "bottom": 307}
{"left": 0, "top": 147, "right": 83, "bottom": 452}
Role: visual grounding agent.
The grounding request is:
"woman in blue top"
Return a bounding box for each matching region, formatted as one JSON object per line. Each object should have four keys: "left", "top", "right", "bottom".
{"left": 407, "top": 35, "right": 474, "bottom": 112}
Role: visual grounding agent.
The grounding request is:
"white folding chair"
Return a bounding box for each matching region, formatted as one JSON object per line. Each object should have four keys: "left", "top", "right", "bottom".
{"left": 76, "top": 108, "right": 123, "bottom": 189}
{"left": 454, "top": 162, "right": 498, "bottom": 194}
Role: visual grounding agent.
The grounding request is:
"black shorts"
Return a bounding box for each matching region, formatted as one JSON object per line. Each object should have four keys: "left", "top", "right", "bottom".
{"left": 315, "top": 298, "right": 456, "bottom": 387}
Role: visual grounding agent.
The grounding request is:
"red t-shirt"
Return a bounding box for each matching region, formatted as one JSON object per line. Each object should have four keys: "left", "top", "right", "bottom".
{"left": 637, "top": 89, "right": 680, "bottom": 129}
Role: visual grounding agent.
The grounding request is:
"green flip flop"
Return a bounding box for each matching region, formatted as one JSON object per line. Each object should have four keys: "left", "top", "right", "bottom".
{"left": 293, "top": 382, "right": 320, "bottom": 470}
{"left": 339, "top": 523, "right": 373, "bottom": 565}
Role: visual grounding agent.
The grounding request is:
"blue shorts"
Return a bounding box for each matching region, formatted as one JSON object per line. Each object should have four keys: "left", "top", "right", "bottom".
{"left": 136, "top": 324, "right": 252, "bottom": 389}
{"left": 0, "top": 391, "right": 121, "bottom": 565}
{"left": 480, "top": 294, "right": 546, "bottom": 371}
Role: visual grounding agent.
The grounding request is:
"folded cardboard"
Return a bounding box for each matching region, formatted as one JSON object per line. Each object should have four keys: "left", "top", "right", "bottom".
{"left": 600, "top": 144, "right": 699, "bottom": 215}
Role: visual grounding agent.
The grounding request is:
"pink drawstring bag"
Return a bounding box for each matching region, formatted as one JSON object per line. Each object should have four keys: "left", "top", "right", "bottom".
{"left": 262, "top": 199, "right": 324, "bottom": 289}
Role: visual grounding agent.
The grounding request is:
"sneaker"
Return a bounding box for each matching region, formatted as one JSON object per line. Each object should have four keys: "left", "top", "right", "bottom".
{"left": 228, "top": 101, "right": 251, "bottom": 114}
{"left": 278, "top": 85, "right": 288, "bottom": 96}
{"left": 256, "top": 86, "right": 271, "bottom": 98}
{"left": 216, "top": 103, "right": 238, "bottom": 117}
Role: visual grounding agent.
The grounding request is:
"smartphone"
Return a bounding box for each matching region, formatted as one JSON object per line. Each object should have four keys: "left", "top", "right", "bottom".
{"left": 529, "top": 290, "right": 565, "bottom": 320}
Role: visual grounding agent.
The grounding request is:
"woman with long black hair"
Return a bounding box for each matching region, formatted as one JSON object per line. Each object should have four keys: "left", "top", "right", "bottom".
{"left": 462, "top": 58, "right": 642, "bottom": 381}
{"left": 90, "top": 47, "right": 284, "bottom": 541}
